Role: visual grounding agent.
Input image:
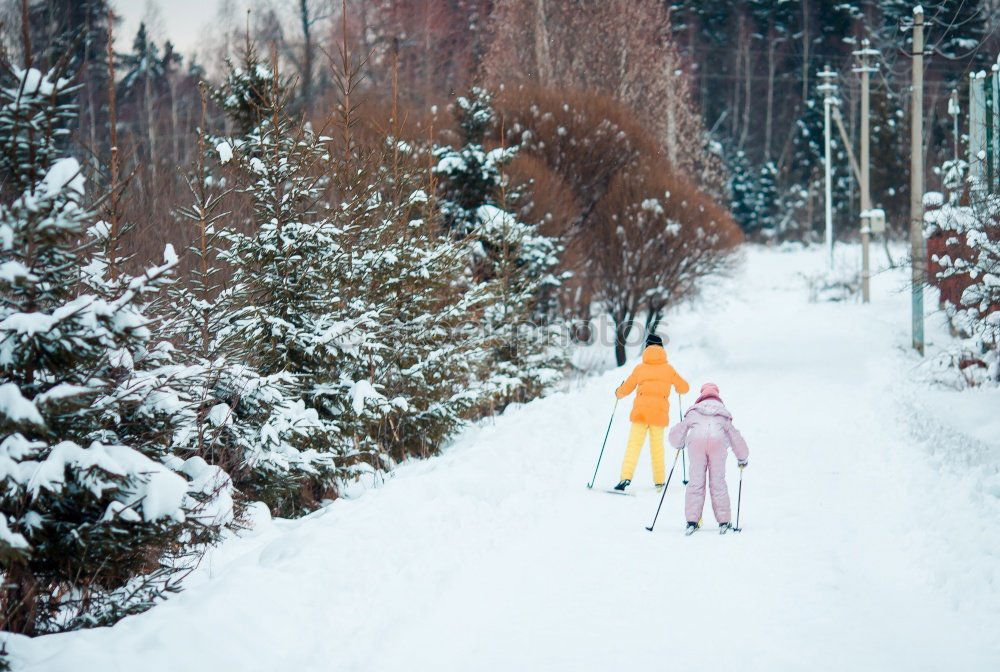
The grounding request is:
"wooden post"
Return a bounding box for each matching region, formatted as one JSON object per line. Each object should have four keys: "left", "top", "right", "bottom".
{"left": 910, "top": 6, "right": 925, "bottom": 355}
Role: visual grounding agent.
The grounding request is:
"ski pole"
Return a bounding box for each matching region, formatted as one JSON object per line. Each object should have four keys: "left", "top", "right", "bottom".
{"left": 733, "top": 466, "right": 744, "bottom": 532}
{"left": 678, "top": 392, "right": 688, "bottom": 484}
{"left": 586, "top": 398, "right": 619, "bottom": 489}
{"left": 645, "top": 448, "right": 682, "bottom": 532}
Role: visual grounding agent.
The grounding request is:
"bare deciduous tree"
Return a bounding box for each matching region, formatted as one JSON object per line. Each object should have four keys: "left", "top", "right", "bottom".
{"left": 493, "top": 85, "right": 740, "bottom": 365}
{"left": 590, "top": 167, "right": 741, "bottom": 365}
{"left": 484, "top": 0, "right": 725, "bottom": 194}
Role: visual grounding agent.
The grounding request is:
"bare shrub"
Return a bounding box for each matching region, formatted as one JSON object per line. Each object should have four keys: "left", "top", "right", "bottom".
{"left": 590, "top": 167, "right": 742, "bottom": 364}
{"left": 493, "top": 85, "right": 740, "bottom": 364}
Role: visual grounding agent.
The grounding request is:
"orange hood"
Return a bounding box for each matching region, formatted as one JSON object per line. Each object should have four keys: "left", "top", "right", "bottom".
{"left": 642, "top": 345, "right": 667, "bottom": 364}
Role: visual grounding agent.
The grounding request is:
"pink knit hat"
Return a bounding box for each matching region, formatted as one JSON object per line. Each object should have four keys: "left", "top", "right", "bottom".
{"left": 695, "top": 382, "right": 721, "bottom": 404}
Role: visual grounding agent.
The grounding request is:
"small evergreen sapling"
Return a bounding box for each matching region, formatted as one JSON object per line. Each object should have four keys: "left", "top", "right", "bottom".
{"left": 161, "top": 89, "right": 329, "bottom": 517}
{"left": 211, "top": 50, "right": 360, "bottom": 508}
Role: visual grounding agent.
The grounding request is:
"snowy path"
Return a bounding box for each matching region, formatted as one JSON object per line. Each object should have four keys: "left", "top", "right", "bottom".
{"left": 7, "top": 247, "right": 1000, "bottom": 671}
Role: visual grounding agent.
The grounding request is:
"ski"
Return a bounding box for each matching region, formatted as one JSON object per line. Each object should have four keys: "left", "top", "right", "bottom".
{"left": 604, "top": 485, "right": 664, "bottom": 496}
{"left": 719, "top": 523, "right": 733, "bottom": 535}
{"left": 684, "top": 524, "right": 700, "bottom": 536}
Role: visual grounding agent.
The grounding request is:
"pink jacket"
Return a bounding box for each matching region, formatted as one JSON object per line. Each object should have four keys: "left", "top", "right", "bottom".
{"left": 668, "top": 398, "right": 749, "bottom": 461}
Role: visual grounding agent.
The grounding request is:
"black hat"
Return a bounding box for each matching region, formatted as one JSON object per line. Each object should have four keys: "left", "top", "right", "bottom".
{"left": 645, "top": 333, "right": 663, "bottom": 347}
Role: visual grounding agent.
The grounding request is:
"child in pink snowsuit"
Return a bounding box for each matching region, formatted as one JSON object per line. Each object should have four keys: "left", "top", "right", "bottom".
{"left": 668, "top": 383, "right": 749, "bottom": 532}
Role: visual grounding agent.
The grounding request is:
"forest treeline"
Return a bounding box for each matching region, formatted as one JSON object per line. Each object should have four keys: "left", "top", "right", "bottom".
{"left": 364, "top": 0, "right": 996, "bottom": 239}
{"left": 4, "top": 1, "right": 997, "bottom": 242}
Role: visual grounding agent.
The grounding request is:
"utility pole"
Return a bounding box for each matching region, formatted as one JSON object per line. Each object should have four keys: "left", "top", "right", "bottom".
{"left": 818, "top": 65, "right": 838, "bottom": 270}
{"left": 994, "top": 60, "right": 1000, "bottom": 191}
{"left": 949, "top": 89, "right": 960, "bottom": 163}
{"left": 854, "top": 39, "right": 878, "bottom": 303}
{"left": 910, "top": 6, "right": 925, "bottom": 355}
{"left": 970, "top": 71, "right": 986, "bottom": 187}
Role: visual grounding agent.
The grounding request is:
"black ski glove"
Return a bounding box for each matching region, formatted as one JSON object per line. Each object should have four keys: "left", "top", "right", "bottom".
{"left": 738, "top": 460, "right": 748, "bottom": 469}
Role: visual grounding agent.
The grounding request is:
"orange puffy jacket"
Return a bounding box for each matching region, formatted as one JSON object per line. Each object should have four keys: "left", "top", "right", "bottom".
{"left": 615, "top": 345, "right": 690, "bottom": 427}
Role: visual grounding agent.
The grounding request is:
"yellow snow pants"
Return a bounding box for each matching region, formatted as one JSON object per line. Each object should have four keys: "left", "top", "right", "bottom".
{"left": 620, "top": 423, "right": 666, "bottom": 484}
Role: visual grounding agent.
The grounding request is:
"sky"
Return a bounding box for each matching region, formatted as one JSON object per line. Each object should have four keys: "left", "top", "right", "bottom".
{"left": 114, "top": 0, "right": 230, "bottom": 58}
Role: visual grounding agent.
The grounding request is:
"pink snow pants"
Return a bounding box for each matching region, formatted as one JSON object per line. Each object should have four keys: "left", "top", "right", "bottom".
{"left": 685, "top": 432, "right": 731, "bottom": 524}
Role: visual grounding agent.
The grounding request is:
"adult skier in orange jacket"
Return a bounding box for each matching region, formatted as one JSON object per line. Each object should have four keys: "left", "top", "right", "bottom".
{"left": 613, "top": 334, "right": 689, "bottom": 492}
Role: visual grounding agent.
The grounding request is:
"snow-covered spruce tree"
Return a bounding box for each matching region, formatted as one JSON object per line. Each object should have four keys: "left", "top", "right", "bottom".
{"left": 211, "top": 37, "right": 280, "bottom": 136}
{"left": 342, "top": 173, "right": 496, "bottom": 460}
{"left": 210, "top": 51, "right": 361, "bottom": 512}
{"left": 262, "top": 38, "right": 498, "bottom": 466}
{"left": 79, "top": 41, "right": 236, "bottom": 543}
{"left": 727, "top": 148, "right": 759, "bottom": 235}
{"left": 159, "top": 90, "right": 328, "bottom": 517}
{"left": 754, "top": 160, "right": 779, "bottom": 238}
{"left": 433, "top": 87, "right": 503, "bottom": 235}
{"left": 0, "top": 63, "right": 229, "bottom": 635}
{"left": 433, "top": 88, "right": 566, "bottom": 407}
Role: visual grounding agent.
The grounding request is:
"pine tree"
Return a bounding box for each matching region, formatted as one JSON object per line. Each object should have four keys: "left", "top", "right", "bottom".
{"left": 434, "top": 88, "right": 566, "bottom": 407}
{"left": 211, "top": 39, "right": 287, "bottom": 136}
{"left": 211, "top": 51, "right": 358, "bottom": 511}
{"left": 347, "top": 179, "right": 497, "bottom": 460}
{"left": 117, "top": 23, "right": 164, "bottom": 95}
{"left": 726, "top": 144, "right": 779, "bottom": 237}
{"left": 728, "top": 148, "right": 759, "bottom": 234}
{"left": 869, "top": 83, "right": 908, "bottom": 234}
{"left": 29, "top": 0, "right": 117, "bottom": 169}
{"left": 476, "top": 199, "right": 567, "bottom": 404}
{"left": 0, "top": 61, "right": 229, "bottom": 635}
{"left": 26, "top": 0, "right": 114, "bottom": 71}
{"left": 160, "top": 92, "right": 328, "bottom": 517}
{"left": 755, "top": 160, "right": 779, "bottom": 237}
{"left": 921, "top": 1, "right": 987, "bottom": 66}
{"left": 433, "top": 87, "right": 503, "bottom": 236}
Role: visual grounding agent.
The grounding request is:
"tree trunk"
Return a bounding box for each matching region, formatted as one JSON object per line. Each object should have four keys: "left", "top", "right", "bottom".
{"left": 169, "top": 75, "right": 179, "bottom": 167}
{"left": 614, "top": 314, "right": 633, "bottom": 367}
{"left": 732, "top": 19, "right": 743, "bottom": 138}
{"left": 84, "top": 12, "right": 100, "bottom": 174}
{"left": 535, "top": 0, "right": 553, "bottom": 84}
{"left": 806, "top": 179, "right": 815, "bottom": 236}
{"left": 739, "top": 27, "right": 752, "bottom": 148}
{"left": 645, "top": 306, "right": 663, "bottom": 336}
{"left": 801, "top": 0, "right": 810, "bottom": 103}
{"left": 666, "top": 95, "right": 677, "bottom": 166}
{"left": 144, "top": 65, "right": 157, "bottom": 213}
{"left": 299, "top": 0, "right": 313, "bottom": 105}
{"left": 3, "top": 566, "right": 39, "bottom": 636}
{"left": 765, "top": 35, "right": 776, "bottom": 160}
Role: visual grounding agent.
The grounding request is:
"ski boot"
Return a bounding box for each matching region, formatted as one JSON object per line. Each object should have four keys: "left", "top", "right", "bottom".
{"left": 719, "top": 522, "right": 733, "bottom": 535}
{"left": 684, "top": 521, "right": 700, "bottom": 536}
{"left": 654, "top": 483, "right": 665, "bottom": 493}
{"left": 613, "top": 479, "right": 631, "bottom": 492}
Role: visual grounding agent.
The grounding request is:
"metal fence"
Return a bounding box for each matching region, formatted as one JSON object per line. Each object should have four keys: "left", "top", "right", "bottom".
{"left": 967, "top": 56, "right": 1000, "bottom": 189}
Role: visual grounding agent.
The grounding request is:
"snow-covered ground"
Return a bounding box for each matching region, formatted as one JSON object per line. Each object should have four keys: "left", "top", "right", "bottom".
{"left": 5, "top": 246, "right": 999, "bottom": 671}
